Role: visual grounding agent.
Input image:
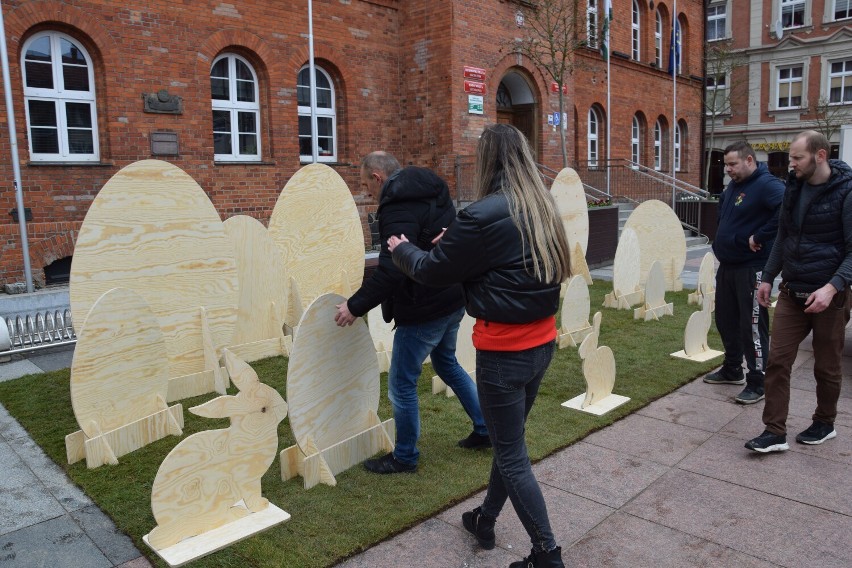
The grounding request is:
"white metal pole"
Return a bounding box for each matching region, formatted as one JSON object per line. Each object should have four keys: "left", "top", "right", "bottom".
{"left": 671, "top": 0, "right": 677, "bottom": 207}
{"left": 308, "top": 0, "right": 319, "bottom": 163}
{"left": 606, "top": 13, "right": 611, "bottom": 197}
{"left": 0, "top": 0, "right": 34, "bottom": 292}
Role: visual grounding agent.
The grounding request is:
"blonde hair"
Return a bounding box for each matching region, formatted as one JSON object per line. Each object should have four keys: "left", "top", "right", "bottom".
{"left": 474, "top": 124, "right": 572, "bottom": 283}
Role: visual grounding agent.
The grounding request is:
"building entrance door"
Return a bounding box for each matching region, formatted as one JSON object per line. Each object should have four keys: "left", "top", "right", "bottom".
{"left": 496, "top": 71, "right": 537, "bottom": 155}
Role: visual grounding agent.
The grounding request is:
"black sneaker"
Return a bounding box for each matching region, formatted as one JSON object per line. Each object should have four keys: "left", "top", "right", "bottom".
{"left": 745, "top": 430, "right": 789, "bottom": 453}
{"left": 703, "top": 368, "right": 745, "bottom": 385}
{"left": 734, "top": 387, "right": 765, "bottom": 405}
{"left": 364, "top": 453, "right": 417, "bottom": 474}
{"left": 462, "top": 506, "right": 495, "bottom": 550}
{"left": 795, "top": 421, "right": 837, "bottom": 445}
{"left": 458, "top": 431, "right": 492, "bottom": 449}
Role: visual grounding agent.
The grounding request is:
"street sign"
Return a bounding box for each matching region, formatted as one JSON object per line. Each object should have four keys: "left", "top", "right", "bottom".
{"left": 464, "top": 80, "right": 486, "bottom": 95}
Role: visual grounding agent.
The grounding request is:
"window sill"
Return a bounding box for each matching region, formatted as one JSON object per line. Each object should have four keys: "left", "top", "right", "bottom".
{"left": 27, "top": 160, "right": 114, "bottom": 167}
{"left": 214, "top": 160, "right": 277, "bottom": 166}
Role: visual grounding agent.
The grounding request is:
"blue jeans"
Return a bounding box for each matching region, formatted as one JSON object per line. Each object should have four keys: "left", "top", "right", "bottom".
{"left": 477, "top": 341, "right": 557, "bottom": 554}
{"left": 388, "top": 306, "right": 486, "bottom": 466}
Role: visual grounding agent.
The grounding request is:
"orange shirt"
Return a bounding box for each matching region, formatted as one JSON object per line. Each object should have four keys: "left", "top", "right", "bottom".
{"left": 472, "top": 316, "right": 557, "bottom": 351}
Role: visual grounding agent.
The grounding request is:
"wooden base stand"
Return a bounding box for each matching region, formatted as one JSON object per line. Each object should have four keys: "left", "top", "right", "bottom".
{"left": 670, "top": 348, "right": 724, "bottom": 362}
{"left": 280, "top": 411, "right": 395, "bottom": 489}
{"left": 562, "top": 393, "right": 630, "bottom": 416}
{"left": 557, "top": 326, "right": 594, "bottom": 348}
{"left": 603, "top": 289, "right": 644, "bottom": 309}
{"left": 143, "top": 503, "right": 290, "bottom": 567}
{"left": 634, "top": 302, "right": 674, "bottom": 321}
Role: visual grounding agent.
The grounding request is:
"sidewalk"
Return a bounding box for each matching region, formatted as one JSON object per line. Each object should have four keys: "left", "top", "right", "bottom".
{"left": 2, "top": 244, "right": 848, "bottom": 567}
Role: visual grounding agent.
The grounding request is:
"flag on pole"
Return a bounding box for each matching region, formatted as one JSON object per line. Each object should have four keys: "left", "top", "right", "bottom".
{"left": 600, "top": 0, "right": 613, "bottom": 61}
{"left": 667, "top": 20, "right": 681, "bottom": 76}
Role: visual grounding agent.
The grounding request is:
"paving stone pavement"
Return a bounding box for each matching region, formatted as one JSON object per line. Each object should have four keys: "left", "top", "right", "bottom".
{"left": 1, "top": 244, "right": 848, "bottom": 567}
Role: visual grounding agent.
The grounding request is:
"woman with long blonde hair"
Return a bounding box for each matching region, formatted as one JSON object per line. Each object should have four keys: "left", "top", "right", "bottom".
{"left": 389, "top": 124, "right": 570, "bottom": 567}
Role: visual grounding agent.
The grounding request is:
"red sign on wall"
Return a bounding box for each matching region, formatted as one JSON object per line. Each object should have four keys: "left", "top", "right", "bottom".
{"left": 463, "top": 66, "right": 486, "bottom": 81}
{"left": 550, "top": 81, "right": 569, "bottom": 95}
{"left": 464, "top": 80, "right": 486, "bottom": 95}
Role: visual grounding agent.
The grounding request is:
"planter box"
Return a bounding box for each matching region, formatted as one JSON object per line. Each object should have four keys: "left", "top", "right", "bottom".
{"left": 586, "top": 205, "right": 618, "bottom": 268}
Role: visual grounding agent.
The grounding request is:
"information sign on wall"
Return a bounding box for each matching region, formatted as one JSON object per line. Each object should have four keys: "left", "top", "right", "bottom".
{"left": 468, "top": 94, "right": 484, "bottom": 115}
{"left": 463, "top": 66, "right": 486, "bottom": 81}
{"left": 464, "top": 80, "right": 486, "bottom": 95}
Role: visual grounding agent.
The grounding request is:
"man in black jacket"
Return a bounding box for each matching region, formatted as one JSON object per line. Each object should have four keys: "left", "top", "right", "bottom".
{"left": 706, "top": 141, "right": 784, "bottom": 404}
{"left": 334, "top": 151, "right": 489, "bottom": 473}
{"left": 746, "top": 131, "right": 852, "bottom": 453}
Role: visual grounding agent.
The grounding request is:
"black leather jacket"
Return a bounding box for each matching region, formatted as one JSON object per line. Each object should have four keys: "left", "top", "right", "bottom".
{"left": 392, "top": 190, "right": 561, "bottom": 324}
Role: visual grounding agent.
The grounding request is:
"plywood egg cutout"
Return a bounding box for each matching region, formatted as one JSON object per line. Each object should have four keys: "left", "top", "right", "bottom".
{"left": 603, "top": 227, "right": 643, "bottom": 309}
{"left": 268, "top": 164, "right": 365, "bottom": 324}
{"left": 622, "top": 199, "right": 686, "bottom": 291}
{"left": 550, "top": 168, "right": 591, "bottom": 283}
{"left": 65, "top": 287, "right": 182, "bottom": 469}
{"left": 558, "top": 275, "right": 593, "bottom": 348}
{"left": 223, "top": 215, "right": 292, "bottom": 362}
{"left": 432, "top": 312, "right": 476, "bottom": 397}
{"left": 70, "top": 159, "right": 238, "bottom": 399}
{"left": 368, "top": 305, "right": 395, "bottom": 374}
{"left": 688, "top": 251, "right": 717, "bottom": 310}
{"left": 281, "top": 293, "right": 394, "bottom": 489}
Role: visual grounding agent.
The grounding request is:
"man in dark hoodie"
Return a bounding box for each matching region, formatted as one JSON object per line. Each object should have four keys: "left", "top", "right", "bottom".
{"left": 334, "top": 151, "right": 489, "bottom": 473}
{"left": 746, "top": 131, "right": 852, "bottom": 453}
{"left": 706, "top": 141, "right": 784, "bottom": 404}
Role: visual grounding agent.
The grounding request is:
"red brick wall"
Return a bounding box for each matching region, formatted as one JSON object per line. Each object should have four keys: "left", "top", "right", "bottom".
{"left": 0, "top": 0, "right": 705, "bottom": 285}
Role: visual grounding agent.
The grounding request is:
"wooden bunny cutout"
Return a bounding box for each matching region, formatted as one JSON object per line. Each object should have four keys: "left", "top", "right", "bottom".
{"left": 671, "top": 295, "right": 723, "bottom": 362}
{"left": 563, "top": 311, "right": 630, "bottom": 415}
{"left": 144, "top": 349, "right": 290, "bottom": 563}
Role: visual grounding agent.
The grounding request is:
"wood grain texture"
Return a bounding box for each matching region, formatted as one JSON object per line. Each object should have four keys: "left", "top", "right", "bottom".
{"left": 70, "top": 160, "right": 238, "bottom": 380}
{"left": 70, "top": 288, "right": 171, "bottom": 438}
{"left": 286, "top": 293, "right": 380, "bottom": 454}
{"left": 622, "top": 199, "right": 687, "bottom": 291}
{"left": 603, "top": 228, "right": 643, "bottom": 309}
{"left": 267, "top": 164, "right": 365, "bottom": 311}
{"left": 147, "top": 350, "right": 287, "bottom": 550}
{"left": 368, "top": 306, "right": 394, "bottom": 374}
{"left": 634, "top": 261, "right": 674, "bottom": 321}
{"left": 223, "top": 215, "right": 290, "bottom": 353}
{"left": 551, "top": 168, "right": 589, "bottom": 254}
{"left": 558, "top": 275, "right": 593, "bottom": 348}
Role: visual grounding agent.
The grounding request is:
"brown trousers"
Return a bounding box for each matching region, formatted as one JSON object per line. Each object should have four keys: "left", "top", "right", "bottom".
{"left": 763, "top": 286, "right": 851, "bottom": 435}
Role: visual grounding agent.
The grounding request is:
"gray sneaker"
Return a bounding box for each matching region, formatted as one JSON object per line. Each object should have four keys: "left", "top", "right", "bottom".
{"left": 735, "top": 387, "right": 765, "bottom": 404}
{"left": 704, "top": 368, "right": 745, "bottom": 385}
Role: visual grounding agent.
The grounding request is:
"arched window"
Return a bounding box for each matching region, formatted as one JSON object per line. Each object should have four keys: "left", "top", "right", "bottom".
{"left": 632, "top": 0, "right": 641, "bottom": 61}
{"left": 674, "top": 122, "right": 682, "bottom": 172}
{"left": 22, "top": 32, "right": 98, "bottom": 162}
{"left": 631, "top": 115, "right": 641, "bottom": 165}
{"left": 211, "top": 53, "right": 261, "bottom": 161}
{"left": 297, "top": 65, "right": 337, "bottom": 162}
{"left": 587, "top": 0, "right": 599, "bottom": 49}
{"left": 654, "top": 10, "right": 663, "bottom": 68}
{"left": 676, "top": 17, "right": 685, "bottom": 75}
{"left": 587, "top": 108, "right": 601, "bottom": 168}
{"left": 654, "top": 120, "right": 663, "bottom": 170}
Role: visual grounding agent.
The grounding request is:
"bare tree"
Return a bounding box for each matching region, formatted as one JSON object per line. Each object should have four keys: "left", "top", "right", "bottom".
{"left": 703, "top": 43, "right": 746, "bottom": 189}
{"left": 509, "top": 0, "right": 586, "bottom": 167}
{"left": 810, "top": 97, "right": 852, "bottom": 143}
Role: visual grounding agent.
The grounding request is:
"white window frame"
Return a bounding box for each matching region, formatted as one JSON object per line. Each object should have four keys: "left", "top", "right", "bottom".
{"left": 588, "top": 108, "right": 599, "bottom": 167}
{"left": 775, "top": 64, "right": 805, "bottom": 110}
{"left": 774, "top": 0, "right": 810, "bottom": 30}
{"left": 21, "top": 31, "right": 99, "bottom": 162}
{"left": 826, "top": 58, "right": 852, "bottom": 105}
{"left": 631, "top": 0, "right": 641, "bottom": 61}
{"left": 653, "top": 120, "right": 662, "bottom": 170}
{"left": 706, "top": 3, "right": 727, "bottom": 41}
{"left": 706, "top": 74, "right": 729, "bottom": 115}
{"left": 298, "top": 65, "right": 337, "bottom": 163}
{"left": 674, "top": 122, "right": 682, "bottom": 172}
{"left": 833, "top": 0, "right": 852, "bottom": 21}
{"left": 654, "top": 10, "right": 663, "bottom": 67}
{"left": 211, "top": 53, "right": 261, "bottom": 162}
{"left": 631, "top": 115, "right": 641, "bottom": 165}
{"left": 587, "top": 0, "right": 598, "bottom": 49}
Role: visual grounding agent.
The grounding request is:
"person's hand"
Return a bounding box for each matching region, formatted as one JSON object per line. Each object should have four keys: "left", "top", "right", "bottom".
{"left": 804, "top": 284, "right": 838, "bottom": 314}
{"left": 334, "top": 302, "right": 357, "bottom": 327}
{"left": 748, "top": 235, "right": 761, "bottom": 252}
{"left": 756, "top": 282, "right": 773, "bottom": 307}
{"left": 387, "top": 234, "right": 409, "bottom": 253}
{"left": 431, "top": 227, "right": 447, "bottom": 245}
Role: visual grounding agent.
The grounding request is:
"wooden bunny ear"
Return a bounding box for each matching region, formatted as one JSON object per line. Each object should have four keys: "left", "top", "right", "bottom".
{"left": 222, "top": 349, "right": 259, "bottom": 392}
{"left": 592, "top": 311, "right": 602, "bottom": 333}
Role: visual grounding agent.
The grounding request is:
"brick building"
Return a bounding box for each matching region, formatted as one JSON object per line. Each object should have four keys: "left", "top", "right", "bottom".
{"left": 0, "top": 0, "right": 704, "bottom": 286}
{"left": 704, "top": 0, "right": 852, "bottom": 192}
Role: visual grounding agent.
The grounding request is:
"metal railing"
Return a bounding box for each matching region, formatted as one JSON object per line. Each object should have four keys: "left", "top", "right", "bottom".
{"left": 1, "top": 309, "right": 77, "bottom": 356}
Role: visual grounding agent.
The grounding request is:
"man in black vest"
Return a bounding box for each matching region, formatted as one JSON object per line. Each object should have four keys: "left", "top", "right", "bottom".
{"left": 746, "top": 131, "right": 852, "bottom": 453}
{"left": 334, "top": 152, "right": 489, "bottom": 473}
{"left": 705, "top": 141, "right": 784, "bottom": 404}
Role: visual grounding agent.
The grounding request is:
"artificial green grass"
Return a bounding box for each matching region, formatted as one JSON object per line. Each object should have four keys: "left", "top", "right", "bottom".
{"left": 0, "top": 281, "right": 722, "bottom": 567}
